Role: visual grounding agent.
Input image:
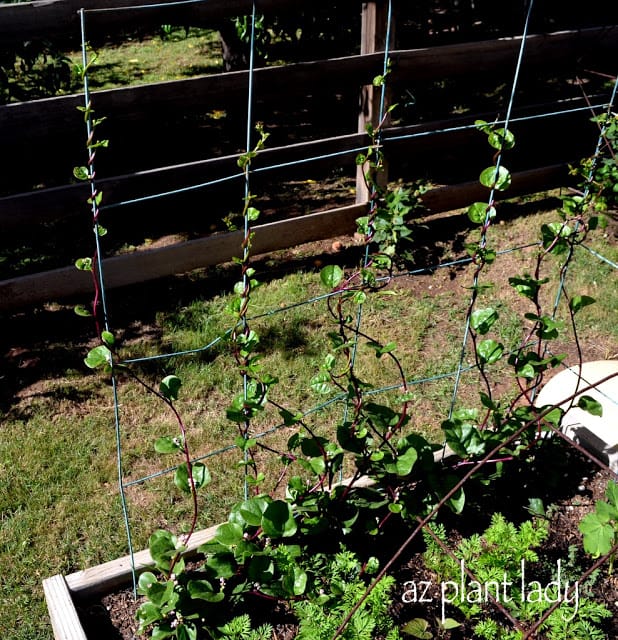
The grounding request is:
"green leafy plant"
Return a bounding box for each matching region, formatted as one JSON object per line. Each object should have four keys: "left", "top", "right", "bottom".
{"left": 126, "top": 112, "right": 610, "bottom": 637}
{"left": 218, "top": 615, "right": 273, "bottom": 640}
{"left": 227, "top": 8, "right": 357, "bottom": 70}
{"left": 580, "top": 480, "right": 618, "bottom": 574}
{"left": 423, "top": 514, "right": 610, "bottom": 639}
{"left": 0, "top": 38, "right": 74, "bottom": 104}
{"left": 572, "top": 112, "right": 618, "bottom": 213}
{"left": 292, "top": 551, "right": 399, "bottom": 640}
{"left": 130, "top": 108, "right": 447, "bottom": 637}
{"left": 401, "top": 616, "right": 460, "bottom": 639}
{"left": 355, "top": 92, "right": 426, "bottom": 270}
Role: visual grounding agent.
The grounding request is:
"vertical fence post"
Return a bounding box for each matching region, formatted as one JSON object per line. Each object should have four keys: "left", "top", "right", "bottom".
{"left": 356, "top": 0, "right": 394, "bottom": 204}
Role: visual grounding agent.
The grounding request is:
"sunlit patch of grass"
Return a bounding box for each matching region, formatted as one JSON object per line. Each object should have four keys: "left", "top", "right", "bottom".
{"left": 566, "top": 234, "right": 618, "bottom": 342}
{"left": 67, "top": 27, "right": 223, "bottom": 91}
{"left": 0, "top": 405, "right": 126, "bottom": 639}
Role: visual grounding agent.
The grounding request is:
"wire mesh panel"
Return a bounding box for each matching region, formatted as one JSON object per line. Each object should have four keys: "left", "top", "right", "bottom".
{"left": 69, "top": 1, "right": 618, "bottom": 638}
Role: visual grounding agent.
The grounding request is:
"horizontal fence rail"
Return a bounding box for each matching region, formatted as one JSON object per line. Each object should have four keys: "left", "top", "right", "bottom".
{"left": 0, "top": 0, "right": 340, "bottom": 42}
{"left": 1, "top": 2, "right": 616, "bottom": 310}
{"left": 0, "top": 97, "right": 601, "bottom": 230}
{"left": 2, "top": 26, "right": 616, "bottom": 151}
{"left": 0, "top": 165, "right": 569, "bottom": 311}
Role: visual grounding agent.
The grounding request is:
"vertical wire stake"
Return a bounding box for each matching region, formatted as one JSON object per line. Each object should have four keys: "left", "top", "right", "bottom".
{"left": 448, "top": 0, "right": 536, "bottom": 419}
{"left": 241, "top": 1, "right": 258, "bottom": 502}
{"left": 79, "top": 7, "right": 137, "bottom": 596}
{"left": 342, "top": 0, "right": 395, "bottom": 484}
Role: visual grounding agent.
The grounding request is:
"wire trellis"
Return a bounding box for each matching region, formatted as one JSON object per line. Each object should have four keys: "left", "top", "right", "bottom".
{"left": 76, "top": 1, "right": 618, "bottom": 637}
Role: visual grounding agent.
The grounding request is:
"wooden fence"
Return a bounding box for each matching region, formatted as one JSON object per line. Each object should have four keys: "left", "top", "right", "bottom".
{"left": 0, "top": 0, "right": 334, "bottom": 42}
{"left": 1, "top": 0, "right": 617, "bottom": 310}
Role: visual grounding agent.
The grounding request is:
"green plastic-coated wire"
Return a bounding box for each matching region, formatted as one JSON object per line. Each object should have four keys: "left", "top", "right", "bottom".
{"left": 79, "top": 7, "right": 137, "bottom": 595}
{"left": 448, "top": 0, "right": 536, "bottom": 418}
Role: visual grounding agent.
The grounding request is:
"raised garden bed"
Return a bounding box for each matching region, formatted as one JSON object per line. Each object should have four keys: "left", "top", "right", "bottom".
{"left": 45, "top": 441, "right": 618, "bottom": 640}
{"left": 43, "top": 525, "right": 218, "bottom": 640}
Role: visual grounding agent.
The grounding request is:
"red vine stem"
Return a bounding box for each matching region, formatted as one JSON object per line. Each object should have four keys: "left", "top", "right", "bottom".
{"left": 121, "top": 366, "right": 199, "bottom": 572}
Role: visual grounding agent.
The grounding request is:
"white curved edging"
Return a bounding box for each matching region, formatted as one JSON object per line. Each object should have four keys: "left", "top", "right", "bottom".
{"left": 535, "top": 360, "right": 618, "bottom": 471}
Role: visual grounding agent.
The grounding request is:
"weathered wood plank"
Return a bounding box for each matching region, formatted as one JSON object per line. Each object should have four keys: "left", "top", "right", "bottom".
{"left": 2, "top": 27, "right": 616, "bottom": 148}
{"left": 0, "top": 97, "right": 595, "bottom": 229}
{"left": 0, "top": 60, "right": 371, "bottom": 150}
{"left": 0, "top": 131, "right": 364, "bottom": 229}
{"left": 392, "top": 26, "right": 618, "bottom": 78}
{"left": 0, "top": 0, "right": 355, "bottom": 42}
{"left": 65, "top": 525, "right": 219, "bottom": 598}
{"left": 42, "top": 575, "right": 88, "bottom": 640}
{"left": 0, "top": 203, "right": 367, "bottom": 309}
{"left": 0, "top": 166, "right": 569, "bottom": 311}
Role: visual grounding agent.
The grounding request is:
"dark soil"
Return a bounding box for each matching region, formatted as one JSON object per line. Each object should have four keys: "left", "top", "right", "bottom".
{"left": 390, "top": 445, "right": 618, "bottom": 639}
{"left": 77, "top": 441, "right": 618, "bottom": 640}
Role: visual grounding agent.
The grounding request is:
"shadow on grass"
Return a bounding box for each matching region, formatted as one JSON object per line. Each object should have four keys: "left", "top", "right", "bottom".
{"left": 0, "top": 194, "right": 563, "bottom": 412}
{"left": 85, "top": 61, "right": 155, "bottom": 89}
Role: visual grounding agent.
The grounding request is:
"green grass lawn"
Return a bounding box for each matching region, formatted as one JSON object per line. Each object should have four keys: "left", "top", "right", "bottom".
{"left": 1, "top": 26, "right": 223, "bottom": 105}
{"left": 70, "top": 27, "right": 223, "bottom": 91}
